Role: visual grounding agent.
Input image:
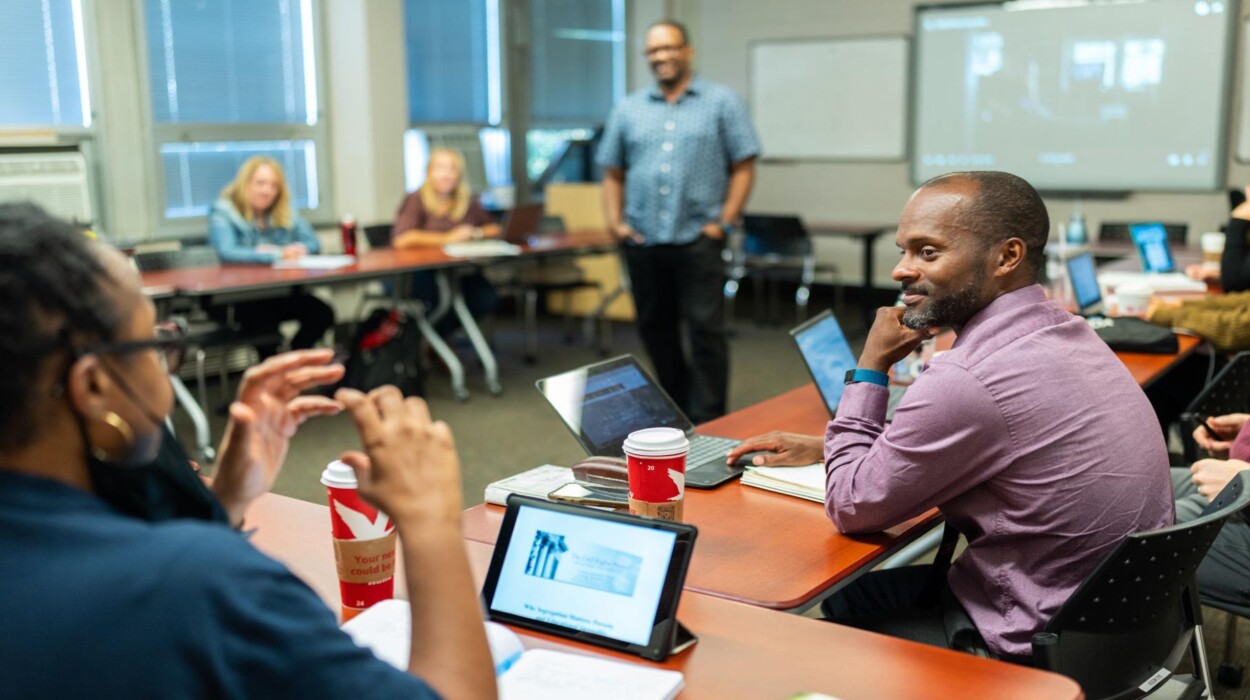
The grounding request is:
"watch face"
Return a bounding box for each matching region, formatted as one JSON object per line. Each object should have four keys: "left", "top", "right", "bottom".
{"left": 844, "top": 368, "right": 857, "bottom": 385}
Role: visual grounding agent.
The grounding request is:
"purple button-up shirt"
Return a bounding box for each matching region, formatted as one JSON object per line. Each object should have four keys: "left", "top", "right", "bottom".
{"left": 824, "top": 284, "right": 1174, "bottom": 657}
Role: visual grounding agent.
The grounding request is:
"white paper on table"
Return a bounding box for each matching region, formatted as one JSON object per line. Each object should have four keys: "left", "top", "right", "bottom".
{"left": 272, "top": 254, "right": 356, "bottom": 270}
{"left": 498, "top": 649, "right": 683, "bottom": 700}
{"left": 443, "top": 241, "right": 522, "bottom": 258}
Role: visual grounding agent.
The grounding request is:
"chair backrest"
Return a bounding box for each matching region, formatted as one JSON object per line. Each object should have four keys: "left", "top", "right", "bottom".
{"left": 363, "top": 224, "right": 393, "bottom": 249}
{"left": 1180, "top": 352, "right": 1250, "bottom": 461}
{"left": 742, "top": 214, "right": 811, "bottom": 258}
{"left": 1098, "top": 221, "right": 1188, "bottom": 246}
{"left": 1033, "top": 473, "right": 1250, "bottom": 699}
{"left": 132, "top": 246, "right": 220, "bottom": 271}
{"left": 538, "top": 215, "right": 566, "bottom": 234}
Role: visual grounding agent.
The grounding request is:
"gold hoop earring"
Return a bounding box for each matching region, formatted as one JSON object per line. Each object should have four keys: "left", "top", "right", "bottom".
{"left": 94, "top": 411, "right": 135, "bottom": 461}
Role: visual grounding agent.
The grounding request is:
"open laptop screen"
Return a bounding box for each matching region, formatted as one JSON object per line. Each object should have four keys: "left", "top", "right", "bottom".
{"left": 536, "top": 356, "right": 693, "bottom": 456}
{"left": 790, "top": 310, "right": 859, "bottom": 415}
{"left": 1065, "top": 252, "right": 1103, "bottom": 316}
{"left": 1130, "top": 222, "right": 1176, "bottom": 273}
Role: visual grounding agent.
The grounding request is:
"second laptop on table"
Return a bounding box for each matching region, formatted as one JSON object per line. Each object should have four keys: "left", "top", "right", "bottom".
{"left": 535, "top": 355, "right": 745, "bottom": 489}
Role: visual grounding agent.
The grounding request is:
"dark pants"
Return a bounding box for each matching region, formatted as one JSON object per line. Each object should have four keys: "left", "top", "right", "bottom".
{"left": 409, "top": 270, "right": 497, "bottom": 336}
{"left": 1173, "top": 468, "right": 1250, "bottom": 617}
{"left": 622, "top": 236, "right": 729, "bottom": 424}
{"left": 209, "top": 292, "right": 334, "bottom": 358}
{"left": 823, "top": 566, "right": 1010, "bottom": 661}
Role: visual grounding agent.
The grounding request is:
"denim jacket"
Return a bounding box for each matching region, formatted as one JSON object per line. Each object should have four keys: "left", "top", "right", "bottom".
{"left": 207, "top": 199, "right": 320, "bottom": 264}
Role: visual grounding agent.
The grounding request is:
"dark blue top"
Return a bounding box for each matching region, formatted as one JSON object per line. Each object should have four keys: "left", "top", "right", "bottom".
{"left": 596, "top": 76, "right": 760, "bottom": 245}
{"left": 0, "top": 470, "right": 439, "bottom": 699}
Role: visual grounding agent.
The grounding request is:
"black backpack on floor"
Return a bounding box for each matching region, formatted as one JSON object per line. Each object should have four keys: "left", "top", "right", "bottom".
{"left": 341, "top": 309, "right": 424, "bottom": 396}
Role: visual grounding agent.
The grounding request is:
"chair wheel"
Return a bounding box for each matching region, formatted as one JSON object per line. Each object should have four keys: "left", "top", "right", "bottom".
{"left": 1217, "top": 662, "right": 1244, "bottom": 688}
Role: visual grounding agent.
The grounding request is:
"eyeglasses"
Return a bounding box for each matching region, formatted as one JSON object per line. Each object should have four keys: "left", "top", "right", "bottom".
{"left": 85, "top": 320, "right": 188, "bottom": 374}
{"left": 645, "top": 43, "right": 687, "bottom": 58}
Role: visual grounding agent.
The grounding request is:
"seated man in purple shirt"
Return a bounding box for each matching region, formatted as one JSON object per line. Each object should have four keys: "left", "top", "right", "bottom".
{"left": 727, "top": 171, "right": 1174, "bottom": 662}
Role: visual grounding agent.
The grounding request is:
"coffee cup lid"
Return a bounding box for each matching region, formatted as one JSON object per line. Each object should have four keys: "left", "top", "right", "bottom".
{"left": 622, "top": 427, "right": 689, "bottom": 457}
{"left": 320, "top": 460, "right": 358, "bottom": 488}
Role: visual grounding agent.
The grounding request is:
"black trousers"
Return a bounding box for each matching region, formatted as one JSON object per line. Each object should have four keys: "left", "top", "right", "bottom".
{"left": 622, "top": 236, "right": 729, "bottom": 424}
{"left": 822, "top": 566, "right": 1013, "bottom": 662}
{"left": 209, "top": 292, "right": 334, "bottom": 358}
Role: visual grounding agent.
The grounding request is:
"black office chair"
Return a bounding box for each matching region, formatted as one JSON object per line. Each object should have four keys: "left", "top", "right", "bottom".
{"left": 1031, "top": 473, "right": 1250, "bottom": 699}
{"left": 1098, "top": 222, "right": 1189, "bottom": 246}
{"left": 724, "top": 214, "right": 839, "bottom": 326}
{"left": 1179, "top": 352, "right": 1250, "bottom": 463}
{"left": 133, "top": 246, "right": 282, "bottom": 420}
{"left": 1177, "top": 351, "right": 1250, "bottom": 686}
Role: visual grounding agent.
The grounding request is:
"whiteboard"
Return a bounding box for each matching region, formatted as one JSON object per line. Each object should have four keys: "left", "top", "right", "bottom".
{"left": 749, "top": 37, "right": 909, "bottom": 161}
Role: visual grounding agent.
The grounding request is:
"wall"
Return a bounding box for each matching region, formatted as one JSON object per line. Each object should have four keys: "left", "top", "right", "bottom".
{"left": 664, "top": 0, "right": 1250, "bottom": 287}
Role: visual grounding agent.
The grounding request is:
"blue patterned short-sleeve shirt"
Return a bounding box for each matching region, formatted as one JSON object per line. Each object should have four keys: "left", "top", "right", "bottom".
{"left": 597, "top": 76, "right": 760, "bottom": 245}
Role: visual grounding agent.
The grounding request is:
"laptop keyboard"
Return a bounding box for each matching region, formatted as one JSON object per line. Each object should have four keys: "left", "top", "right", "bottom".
{"left": 687, "top": 434, "right": 742, "bottom": 469}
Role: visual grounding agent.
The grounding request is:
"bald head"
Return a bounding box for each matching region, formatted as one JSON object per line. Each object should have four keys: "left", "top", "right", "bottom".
{"left": 920, "top": 171, "right": 1049, "bottom": 282}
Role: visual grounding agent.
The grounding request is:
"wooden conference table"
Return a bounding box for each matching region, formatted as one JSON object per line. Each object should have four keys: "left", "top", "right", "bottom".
{"left": 140, "top": 233, "right": 618, "bottom": 398}
{"left": 246, "top": 492, "right": 1082, "bottom": 700}
{"left": 461, "top": 330, "right": 1201, "bottom": 612}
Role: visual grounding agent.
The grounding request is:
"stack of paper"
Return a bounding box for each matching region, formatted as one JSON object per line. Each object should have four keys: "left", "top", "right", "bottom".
{"left": 741, "top": 463, "right": 826, "bottom": 503}
{"left": 484, "top": 464, "right": 573, "bottom": 506}
{"left": 444, "top": 241, "right": 522, "bottom": 258}
{"left": 272, "top": 254, "right": 356, "bottom": 270}
{"left": 343, "top": 599, "right": 684, "bottom": 700}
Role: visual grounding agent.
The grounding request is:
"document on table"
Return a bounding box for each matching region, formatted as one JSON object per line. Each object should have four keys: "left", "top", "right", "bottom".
{"left": 741, "top": 463, "right": 825, "bottom": 503}
{"left": 272, "top": 255, "right": 356, "bottom": 270}
{"left": 342, "top": 599, "right": 684, "bottom": 700}
{"left": 443, "top": 241, "right": 522, "bottom": 258}
{"left": 484, "top": 464, "right": 573, "bottom": 506}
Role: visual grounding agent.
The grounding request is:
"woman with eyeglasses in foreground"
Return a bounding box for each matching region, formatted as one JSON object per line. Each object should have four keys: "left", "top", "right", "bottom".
{"left": 0, "top": 202, "right": 495, "bottom": 699}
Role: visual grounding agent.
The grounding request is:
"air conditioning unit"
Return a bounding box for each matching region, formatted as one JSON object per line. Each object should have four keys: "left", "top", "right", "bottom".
{"left": 0, "top": 151, "right": 93, "bottom": 224}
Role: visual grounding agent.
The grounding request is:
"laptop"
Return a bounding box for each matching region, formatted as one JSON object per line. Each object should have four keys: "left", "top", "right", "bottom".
{"left": 1065, "top": 251, "right": 1105, "bottom": 317}
{"left": 481, "top": 495, "right": 697, "bottom": 661}
{"left": 501, "top": 203, "right": 547, "bottom": 245}
{"left": 789, "top": 309, "right": 907, "bottom": 421}
{"left": 1130, "top": 222, "right": 1177, "bottom": 273}
{"left": 535, "top": 355, "right": 746, "bottom": 489}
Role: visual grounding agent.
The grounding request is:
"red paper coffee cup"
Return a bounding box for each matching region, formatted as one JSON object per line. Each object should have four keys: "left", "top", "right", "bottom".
{"left": 622, "top": 427, "right": 689, "bottom": 522}
{"left": 321, "top": 460, "right": 397, "bottom": 621}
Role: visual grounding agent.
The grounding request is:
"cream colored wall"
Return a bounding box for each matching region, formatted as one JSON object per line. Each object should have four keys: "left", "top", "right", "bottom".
{"left": 663, "top": 0, "right": 1250, "bottom": 287}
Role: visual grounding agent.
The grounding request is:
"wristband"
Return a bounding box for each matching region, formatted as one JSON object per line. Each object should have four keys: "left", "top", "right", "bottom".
{"left": 843, "top": 368, "right": 889, "bottom": 387}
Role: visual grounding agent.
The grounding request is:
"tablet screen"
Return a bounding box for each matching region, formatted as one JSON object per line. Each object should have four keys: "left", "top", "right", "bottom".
{"left": 489, "top": 503, "right": 676, "bottom": 645}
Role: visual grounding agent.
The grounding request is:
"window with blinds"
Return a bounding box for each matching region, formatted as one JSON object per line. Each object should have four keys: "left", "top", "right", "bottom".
{"left": 141, "top": 0, "right": 328, "bottom": 224}
{"left": 0, "top": 0, "right": 91, "bottom": 127}
{"left": 404, "top": 0, "right": 496, "bottom": 125}
{"left": 529, "top": 0, "right": 623, "bottom": 127}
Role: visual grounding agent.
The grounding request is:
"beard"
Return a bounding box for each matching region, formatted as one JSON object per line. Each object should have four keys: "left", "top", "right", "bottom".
{"left": 900, "top": 278, "right": 985, "bottom": 330}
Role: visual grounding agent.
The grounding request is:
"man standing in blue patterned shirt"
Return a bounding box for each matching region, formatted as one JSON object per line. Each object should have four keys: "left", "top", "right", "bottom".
{"left": 598, "top": 19, "right": 760, "bottom": 423}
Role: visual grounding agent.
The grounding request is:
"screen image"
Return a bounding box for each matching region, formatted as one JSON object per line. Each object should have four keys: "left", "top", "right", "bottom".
{"left": 795, "top": 314, "right": 859, "bottom": 414}
{"left": 489, "top": 505, "right": 677, "bottom": 646}
{"left": 1066, "top": 253, "right": 1102, "bottom": 312}
{"left": 1131, "top": 222, "right": 1176, "bottom": 272}
{"left": 913, "top": 0, "right": 1232, "bottom": 191}
{"left": 541, "top": 361, "right": 687, "bottom": 453}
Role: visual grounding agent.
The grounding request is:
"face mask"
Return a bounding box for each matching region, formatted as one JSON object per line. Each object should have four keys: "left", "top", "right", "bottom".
{"left": 85, "top": 424, "right": 227, "bottom": 523}
{"left": 74, "top": 362, "right": 227, "bottom": 524}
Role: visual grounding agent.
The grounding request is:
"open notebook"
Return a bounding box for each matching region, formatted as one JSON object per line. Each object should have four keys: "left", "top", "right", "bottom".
{"left": 343, "top": 599, "right": 684, "bottom": 700}
{"left": 741, "top": 463, "right": 825, "bottom": 503}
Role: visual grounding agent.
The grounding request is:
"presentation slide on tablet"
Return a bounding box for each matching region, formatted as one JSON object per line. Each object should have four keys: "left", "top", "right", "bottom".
{"left": 489, "top": 505, "right": 676, "bottom": 646}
